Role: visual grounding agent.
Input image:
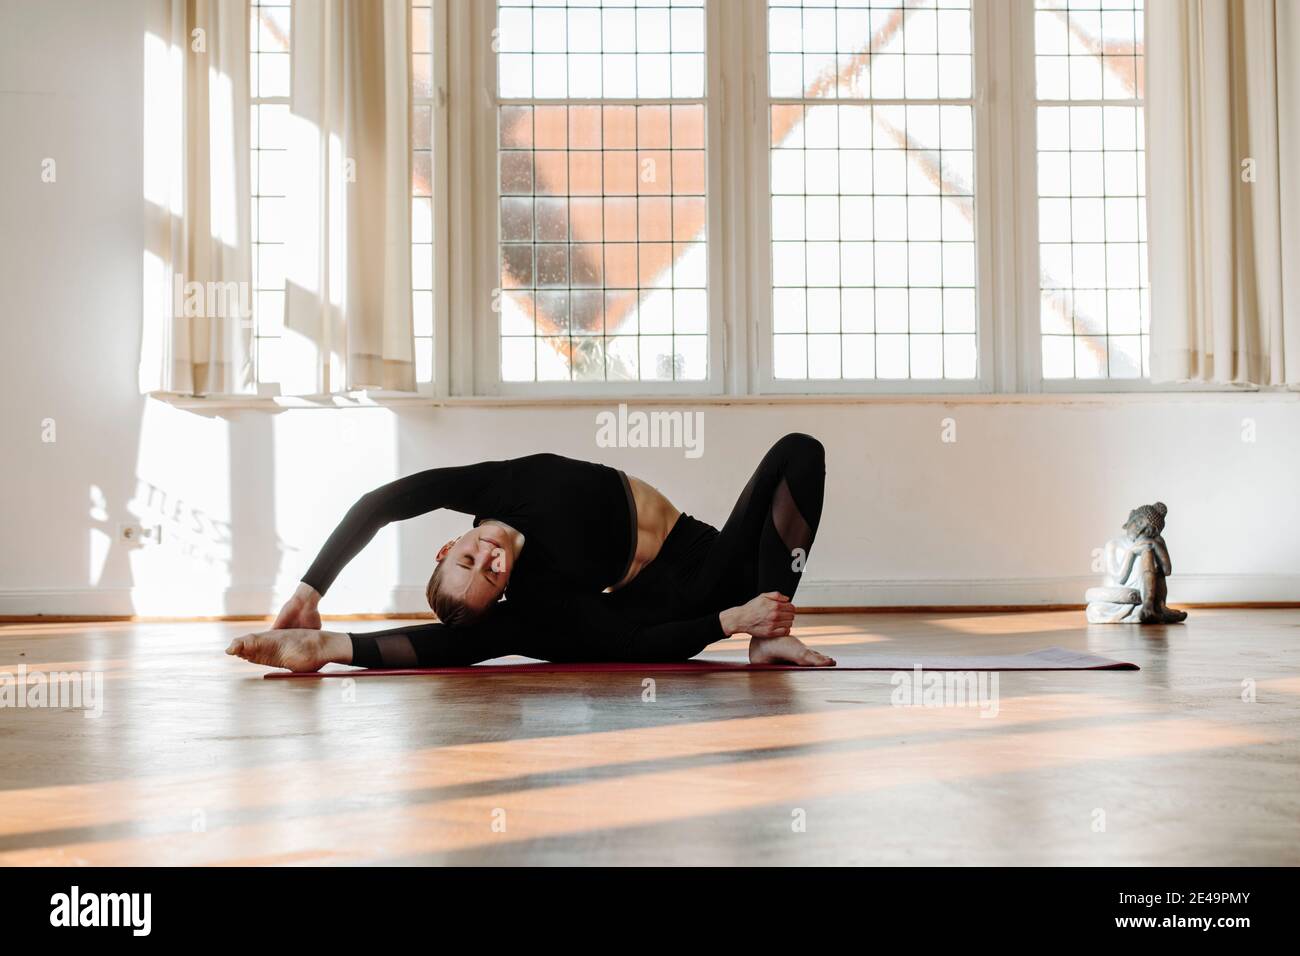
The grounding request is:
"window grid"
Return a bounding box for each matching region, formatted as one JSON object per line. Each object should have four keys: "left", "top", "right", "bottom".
{"left": 250, "top": 0, "right": 291, "bottom": 385}
{"left": 495, "top": 0, "right": 708, "bottom": 384}
{"left": 412, "top": 0, "right": 435, "bottom": 386}
{"left": 497, "top": 0, "right": 706, "bottom": 100}
{"left": 1035, "top": 0, "right": 1148, "bottom": 380}
{"left": 248, "top": 0, "right": 436, "bottom": 389}
{"left": 767, "top": 0, "right": 977, "bottom": 382}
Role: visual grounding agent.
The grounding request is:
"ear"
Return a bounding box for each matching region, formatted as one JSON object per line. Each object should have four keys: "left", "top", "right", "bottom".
{"left": 435, "top": 537, "right": 459, "bottom": 563}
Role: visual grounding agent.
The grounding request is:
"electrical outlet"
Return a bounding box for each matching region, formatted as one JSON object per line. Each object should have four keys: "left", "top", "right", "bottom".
{"left": 118, "top": 523, "right": 162, "bottom": 545}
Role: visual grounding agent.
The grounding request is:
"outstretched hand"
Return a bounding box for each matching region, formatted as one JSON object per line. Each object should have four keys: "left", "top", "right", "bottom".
{"left": 720, "top": 591, "right": 796, "bottom": 638}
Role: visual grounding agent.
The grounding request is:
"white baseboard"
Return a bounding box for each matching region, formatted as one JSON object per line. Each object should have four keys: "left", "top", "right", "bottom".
{"left": 1, "top": 574, "right": 1296, "bottom": 617}
{"left": 792, "top": 574, "right": 1300, "bottom": 607}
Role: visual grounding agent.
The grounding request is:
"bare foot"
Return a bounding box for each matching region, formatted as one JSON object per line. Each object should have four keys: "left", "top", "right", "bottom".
{"left": 748, "top": 634, "right": 836, "bottom": 667}
{"left": 225, "top": 629, "right": 342, "bottom": 673}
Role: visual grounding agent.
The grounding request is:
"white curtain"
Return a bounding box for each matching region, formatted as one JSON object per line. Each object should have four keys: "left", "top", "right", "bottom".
{"left": 280, "top": 0, "right": 415, "bottom": 395}
{"left": 140, "top": 0, "right": 254, "bottom": 395}
{"left": 1147, "top": 0, "right": 1300, "bottom": 386}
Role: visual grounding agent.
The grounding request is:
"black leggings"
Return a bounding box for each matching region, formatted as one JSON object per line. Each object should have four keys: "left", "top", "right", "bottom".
{"left": 709, "top": 431, "right": 824, "bottom": 602}
{"left": 675, "top": 431, "right": 826, "bottom": 612}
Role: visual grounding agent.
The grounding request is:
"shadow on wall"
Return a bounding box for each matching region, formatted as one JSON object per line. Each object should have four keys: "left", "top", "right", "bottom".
{"left": 106, "top": 400, "right": 292, "bottom": 616}
{"left": 123, "top": 17, "right": 290, "bottom": 616}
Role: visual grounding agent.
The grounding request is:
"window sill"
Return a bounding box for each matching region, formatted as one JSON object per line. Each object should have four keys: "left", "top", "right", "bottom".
{"left": 148, "top": 386, "right": 1299, "bottom": 410}
{"left": 149, "top": 390, "right": 434, "bottom": 410}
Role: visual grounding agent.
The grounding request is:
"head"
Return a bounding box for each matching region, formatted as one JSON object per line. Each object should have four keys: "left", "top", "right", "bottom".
{"left": 425, "top": 525, "right": 514, "bottom": 627}
{"left": 1124, "top": 501, "right": 1167, "bottom": 541}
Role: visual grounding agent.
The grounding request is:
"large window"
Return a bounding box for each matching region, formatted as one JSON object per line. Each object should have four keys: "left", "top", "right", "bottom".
{"left": 766, "top": 0, "right": 977, "bottom": 382}
{"left": 494, "top": 0, "right": 709, "bottom": 384}
{"left": 248, "top": 0, "right": 437, "bottom": 391}
{"left": 1035, "top": 0, "right": 1147, "bottom": 379}
{"left": 223, "top": 1, "right": 1178, "bottom": 400}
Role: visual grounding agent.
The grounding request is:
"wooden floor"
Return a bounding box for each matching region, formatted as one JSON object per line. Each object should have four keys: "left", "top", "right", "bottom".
{"left": 1, "top": 609, "right": 1297, "bottom": 866}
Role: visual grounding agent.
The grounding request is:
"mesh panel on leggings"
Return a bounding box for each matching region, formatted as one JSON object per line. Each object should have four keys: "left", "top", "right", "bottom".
{"left": 372, "top": 633, "right": 419, "bottom": 668}
{"left": 771, "top": 477, "right": 814, "bottom": 555}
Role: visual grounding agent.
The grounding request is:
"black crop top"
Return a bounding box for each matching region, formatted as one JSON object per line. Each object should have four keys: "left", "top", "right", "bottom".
{"left": 301, "top": 453, "right": 636, "bottom": 602}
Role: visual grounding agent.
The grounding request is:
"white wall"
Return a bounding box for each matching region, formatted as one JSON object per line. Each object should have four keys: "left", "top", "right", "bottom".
{"left": 3, "top": 0, "right": 1298, "bottom": 616}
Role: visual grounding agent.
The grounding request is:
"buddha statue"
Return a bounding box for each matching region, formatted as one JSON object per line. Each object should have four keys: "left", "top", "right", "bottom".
{"left": 1085, "top": 502, "right": 1188, "bottom": 624}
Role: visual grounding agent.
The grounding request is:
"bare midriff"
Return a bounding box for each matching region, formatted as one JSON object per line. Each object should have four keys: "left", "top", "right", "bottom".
{"left": 609, "top": 475, "right": 681, "bottom": 591}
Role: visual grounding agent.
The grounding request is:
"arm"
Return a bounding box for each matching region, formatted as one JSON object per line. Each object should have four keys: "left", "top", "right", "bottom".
{"left": 719, "top": 593, "right": 797, "bottom": 638}
{"left": 300, "top": 460, "right": 511, "bottom": 597}
{"left": 1152, "top": 535, "right": 1172, "bottom": 575}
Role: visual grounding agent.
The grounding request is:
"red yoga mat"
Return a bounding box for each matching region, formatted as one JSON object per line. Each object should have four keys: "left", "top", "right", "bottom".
{"left": 263, "top": 646, "right": 1137, "bottom": 679}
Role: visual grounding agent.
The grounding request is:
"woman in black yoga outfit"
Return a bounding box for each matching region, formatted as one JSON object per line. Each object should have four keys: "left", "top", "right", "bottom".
{"left": 227, "top": 433, "right": 833, "bottom": 671}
